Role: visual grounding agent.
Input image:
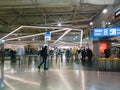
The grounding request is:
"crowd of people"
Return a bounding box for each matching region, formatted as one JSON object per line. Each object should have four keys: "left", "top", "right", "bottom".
{"left": 4, "top": 49, "right": 16, "bottom": 62}
{"left": 4, "top": 46, "right": 94, "bottom": 70}
{"left": 4, "top": 45, "right": 120, "bottom": 71}
{"left": 37, "top": 46, "right": 94, "bottom": 70}
{"left": 65, "top": 47, "right": 93, "bottom": 62}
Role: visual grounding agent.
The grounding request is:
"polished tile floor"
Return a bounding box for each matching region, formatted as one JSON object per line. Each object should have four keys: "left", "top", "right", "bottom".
{"left": 0, "top": 56, "right": 120, "bottom": 90}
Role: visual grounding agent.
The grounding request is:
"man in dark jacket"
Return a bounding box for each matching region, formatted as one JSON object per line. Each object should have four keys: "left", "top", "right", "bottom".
{"left": 38, "top": 46, "right": 48, "bottom": 70}
{"left": 81, "top": 47, "right": 86, "bottom": 62}
{"left": 104, "top": 47, "right": 111, "bottom": 58}
{"left": 86, "top": 48, "right": 93, "bottom": 62}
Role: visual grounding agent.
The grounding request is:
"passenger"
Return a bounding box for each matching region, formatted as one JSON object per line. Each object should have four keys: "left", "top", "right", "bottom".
{"left": 66, "top": 49, "right": 71, "bottom": 62}
{"left": 49, "top": 49, "right": 54, "bottom": 55}
{"left": 81, "top": 47, "right": 86, "bottom": 62}
{"left": 77, "top": 48, "right": 81, "bottom": 60}
{"left": 38, "top": 46, "right": 48, "bottom": 70}
{"left": 104, "top": 47, "right": 111, "bottom": 58}
{"left": 86, "top": 47, "right": 93, "bottom": 62}
{"left": 72, "top": 47, "right": 76, "bottom": 54}
{"left": 117, "top": 48, "right": 120, "bottom": 58}
{"left": 10, "top": 49, "right": 16, "bottom": 62}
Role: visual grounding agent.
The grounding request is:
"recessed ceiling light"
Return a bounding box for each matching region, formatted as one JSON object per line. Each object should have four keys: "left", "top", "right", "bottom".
{"left": 108, "top": 22, "right": 111, "bottom": 25}
{"left": 102, "top": 9, "right": 108, "bottom": 14}
{"left": 58, "top": 22, "right": 61, "bottom": 26}
{"left": 32, "top": 38, "right": 35, "bottom": 41}
{"left": 90, "top": 22, "right": 93, "bottom": 26}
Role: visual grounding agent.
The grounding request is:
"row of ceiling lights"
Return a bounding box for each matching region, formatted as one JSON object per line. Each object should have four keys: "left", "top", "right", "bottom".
{"left": 8, "top": 8, "right": 109, "bottom": 42}
{"left": 18, "top": 38, "right": 35, "bottom": 41}
{"left": 57, "top": 8, "right": 109, "bottom": 27}
{"left": 89, "top": 8, "right": 110, "bottom": 26}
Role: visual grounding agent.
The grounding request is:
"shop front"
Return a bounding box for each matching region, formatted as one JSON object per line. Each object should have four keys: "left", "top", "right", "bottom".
{"left": 93, "top": 27, "right": 120, "bottom": 70}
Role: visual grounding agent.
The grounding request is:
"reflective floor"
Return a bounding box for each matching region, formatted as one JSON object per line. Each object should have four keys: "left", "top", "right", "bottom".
{"left": 0, "top": 55, "right": 120, "bottom": 90}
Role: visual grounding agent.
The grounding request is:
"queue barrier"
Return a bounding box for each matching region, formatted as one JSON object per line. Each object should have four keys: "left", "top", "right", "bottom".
{"left": 98, "top": 58, "right": 120, "bottom": 70}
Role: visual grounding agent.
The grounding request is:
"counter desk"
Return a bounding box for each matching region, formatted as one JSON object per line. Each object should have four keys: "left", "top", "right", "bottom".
{"left": 98, "top": 58, "right": 120, "bottom": 70}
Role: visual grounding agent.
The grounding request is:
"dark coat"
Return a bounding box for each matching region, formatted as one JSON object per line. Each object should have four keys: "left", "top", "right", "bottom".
{"left": 81, "top": 49, "right": 86, "bottom": 58}
{"left": 86, "top": 48, "right": 93, "bottom": 58}
{"left": 40, "top": 47, "right": 48, "bottom": 59}
{"left": 104, "top": 48, "right": 111, "bottom": 58}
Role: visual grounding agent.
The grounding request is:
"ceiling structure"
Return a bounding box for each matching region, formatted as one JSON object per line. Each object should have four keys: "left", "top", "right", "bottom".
{"left": 0, "top": 0, "right": 119, "bottom": 45}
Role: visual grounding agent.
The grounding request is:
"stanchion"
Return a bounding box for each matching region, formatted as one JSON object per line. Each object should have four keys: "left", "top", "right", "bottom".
{"left": 61, "top": 53, "right": 63, "bottom": 62}
{"left": 0, "top": 40, "right": 5, "bottom": 88}
{"left": 56, "top": 54, "right": 58, "bottom": 62}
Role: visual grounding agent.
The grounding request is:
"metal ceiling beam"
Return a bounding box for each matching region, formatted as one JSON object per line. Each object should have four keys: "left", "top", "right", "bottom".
{"left": 0, "top": 25, "right": 83, "bottom": 47}
{"left": 4, "top": 28, "right": 69, "bottom": 41}
{"left": 72, "top": 0, "right": 84, "bottom": 20}
{"left": 77, "top": 14, "right": 89, "bottom": 19}
{"left": 0, "top": 26, "right": 23, "bottom": 40}
{"left": 34, "top": 0, "right": 39, "bottom": 8}
{"left": 53, "top": 28, "right": 72, "bottom": 44}
{"left": 46, "top": 19, "right": 91, "bottom": 25}
{"left": 0, "top": 0, "right": 114, "bottom": 10}
{"left": 0, "top": 25, "right": 82, "bottom": 38}
{"left": 0, "top": 25, "right": 68, "bottom": 40}
{"left": 0, "top": 18, "right": 8, "bottom": 25}
{"left": 0, "top": 11, "right": 98, "bottom": 17}
{"left": 91, "top": 12, "right": 100, "bottom": 21}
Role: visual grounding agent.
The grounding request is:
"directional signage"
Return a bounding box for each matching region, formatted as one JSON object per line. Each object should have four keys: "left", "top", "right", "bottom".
{"left": 115, "top": 8, "right": 120, "bottom": 18}
{"left": 93, "top": 28, "right": 120, "bottom": 36}
{"left": 44, "top": 31, "right": 51, "bottom": 41}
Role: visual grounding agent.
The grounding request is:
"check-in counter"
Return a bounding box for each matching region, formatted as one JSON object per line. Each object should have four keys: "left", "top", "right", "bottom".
{"left": 98, "top": 58, "right": 120, "bottom": 70}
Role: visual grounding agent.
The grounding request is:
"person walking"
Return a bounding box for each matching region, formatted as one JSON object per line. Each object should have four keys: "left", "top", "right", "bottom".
{"left": 38, "top": 46, "right": 48, "bottom": 70}
{"left": 10, "top": 49, "right": 16, "bottom": 62}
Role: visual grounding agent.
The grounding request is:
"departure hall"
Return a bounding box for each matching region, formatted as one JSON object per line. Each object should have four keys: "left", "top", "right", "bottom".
{"left": 0, "top": 0, "right": 120, "bottom": 90}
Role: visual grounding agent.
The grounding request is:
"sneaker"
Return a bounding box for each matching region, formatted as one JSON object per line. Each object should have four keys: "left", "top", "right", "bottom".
{"left": 44, "top": 68, "right": 48, "bottom": 70}
{"left": 37, "top": 66, "right": 40, "bottom": 69}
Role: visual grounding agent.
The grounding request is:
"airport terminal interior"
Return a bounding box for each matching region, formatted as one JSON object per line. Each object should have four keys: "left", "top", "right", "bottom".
{"left": 0, "top": 0, "right": 120, "bottom": 90}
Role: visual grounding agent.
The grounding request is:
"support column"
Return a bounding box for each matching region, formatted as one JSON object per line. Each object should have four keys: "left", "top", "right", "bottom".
{"left": 0, "top": 40, "right": 5, "bottom": 88}
{"left": 80, "top": 30, "right": 83, "bottom": 47}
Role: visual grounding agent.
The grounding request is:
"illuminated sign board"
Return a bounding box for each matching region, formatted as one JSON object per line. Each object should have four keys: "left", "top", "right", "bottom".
{"left": 99, "top": 42, "right": 107, "bottom": 53}
{"left": 93, "top": 28, "right": 120, "bottom": 36}
{"left": 44, "top": 31, "right": 51, "bottom": 41}
{"left": 115, "top": 8, "right": 120, "bottom": 18}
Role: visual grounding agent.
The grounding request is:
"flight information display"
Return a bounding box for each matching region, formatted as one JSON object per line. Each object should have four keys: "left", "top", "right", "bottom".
{"left": 93, "top": 28, "right": 120, "bottom": 36}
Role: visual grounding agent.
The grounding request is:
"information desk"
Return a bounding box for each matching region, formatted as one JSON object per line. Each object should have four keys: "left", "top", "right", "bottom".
{"left": 98, "top": 58, "right": 120, "bottom": 70}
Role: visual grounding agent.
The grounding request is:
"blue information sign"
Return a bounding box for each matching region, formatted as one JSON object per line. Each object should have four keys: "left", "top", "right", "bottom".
{"left": 45, "top": 32, "right": 50, "bottom": 36}
{"left": 44, "top": 32, "right": 51, "bottom": 41}
{"left": 93, "top": 28, "right": 120, "bottom": 36}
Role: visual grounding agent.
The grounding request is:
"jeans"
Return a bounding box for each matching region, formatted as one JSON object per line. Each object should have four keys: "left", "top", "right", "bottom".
{"left": 38, "top": 57, "right": 47, "bottom": 69}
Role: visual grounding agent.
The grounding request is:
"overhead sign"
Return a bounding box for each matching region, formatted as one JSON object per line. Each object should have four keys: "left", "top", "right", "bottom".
{"left": 114, "top": 8, "right": 120, "bottom": 18}
{"left": 93, "top": 28, "right": 120, "bottom": 37}
{"left": 44, "top": 31, "right": 51, "bottom": 41}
